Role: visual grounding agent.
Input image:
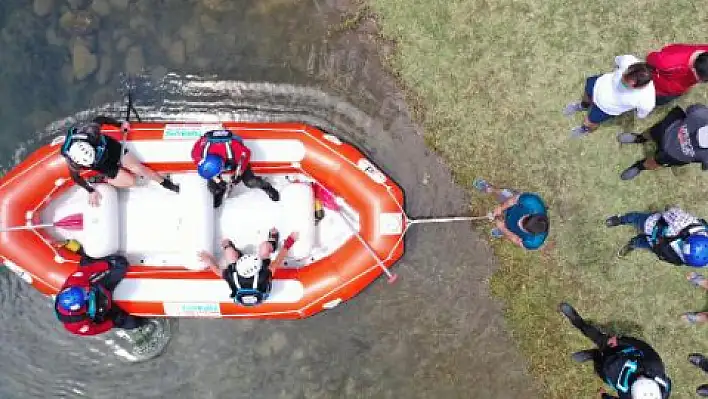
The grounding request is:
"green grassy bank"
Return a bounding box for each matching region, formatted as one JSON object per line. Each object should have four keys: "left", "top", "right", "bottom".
{"left": 364, "top": 0, "right": 708, "bottom": 396}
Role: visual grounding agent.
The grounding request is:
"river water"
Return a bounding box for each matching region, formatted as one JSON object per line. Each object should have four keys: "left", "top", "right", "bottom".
{"left": 0, "top": 0, "right": 536, "bottom": 398}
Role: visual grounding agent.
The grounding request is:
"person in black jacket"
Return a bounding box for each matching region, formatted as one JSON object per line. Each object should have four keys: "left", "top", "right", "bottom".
{"left": 558, "top": 302, "right": 671, "bottom": 399}
{"left": 61, "top": 116, "right": 179, "bottom": 206}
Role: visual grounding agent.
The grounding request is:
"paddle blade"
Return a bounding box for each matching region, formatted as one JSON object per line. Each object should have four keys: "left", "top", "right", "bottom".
{"left": 54, "top": 213, "right": 83, "bottom": 231}
{"left": 313, "top": 183, "right": 339, "bottom": 211}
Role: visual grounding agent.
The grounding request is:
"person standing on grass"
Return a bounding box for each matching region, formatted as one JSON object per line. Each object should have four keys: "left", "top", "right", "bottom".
{"left": 604, "top": 206, "right": 708, "bottom": 267}
{"left": 558, "top": 302, "right": 671, "bottom": 399}
{"left": 646, "top": 44, "right": 708, "bottom": 106}
{"left": 472, "top": 178, "right": 549, "bottom": 250}
{"left": 616, "top": 104, "right": 708, "bottom": 180}
{"left": 687, "top": 352, "right": 708, "bottom": 396}
{"left": 564, "top": 55, "right": 655, "bottom": 138}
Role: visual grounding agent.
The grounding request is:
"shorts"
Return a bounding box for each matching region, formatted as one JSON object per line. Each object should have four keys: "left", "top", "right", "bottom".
{"left": 584, "top": 75, "right": 615, "bottom": 124}
{"left": 94, "top": 136, "right": 128, "bottom": 179}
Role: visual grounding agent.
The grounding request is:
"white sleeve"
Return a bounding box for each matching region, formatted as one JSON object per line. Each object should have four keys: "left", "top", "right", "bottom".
{"left": 636, "top": 93, "right": 656, "bottom": 119}
{"left": 614, "top": 54, "right": 641, "bottom": 70}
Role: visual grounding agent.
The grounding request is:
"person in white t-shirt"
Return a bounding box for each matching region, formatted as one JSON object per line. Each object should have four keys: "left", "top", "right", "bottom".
{"left": 564, "top": 55, "right": 656, "bottom": 137}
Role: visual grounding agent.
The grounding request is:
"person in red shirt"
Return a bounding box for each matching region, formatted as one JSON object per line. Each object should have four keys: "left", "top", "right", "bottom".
{"left": 191, "top": 129, "right": 280, "bottom": 208}
{"left": 54, "top": 241, "right": 147, "bottom": 336}
{"left": 647, "top": 44, "right": 708, "bottom": 105}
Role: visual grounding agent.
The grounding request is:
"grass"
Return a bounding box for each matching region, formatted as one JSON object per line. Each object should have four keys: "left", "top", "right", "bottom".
{"left": 363, "top": 0, "right": 708, "bottom": 397}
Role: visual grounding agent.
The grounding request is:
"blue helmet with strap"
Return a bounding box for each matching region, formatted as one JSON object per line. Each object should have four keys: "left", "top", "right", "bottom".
{"left": 683, "top": 234, "right": 708, "bottom": 267}
{"left": 56, "top": 287, "right": 88, "bottom": 312}
{"left": 197, "top": 154, "right": 225, "bottom": 179}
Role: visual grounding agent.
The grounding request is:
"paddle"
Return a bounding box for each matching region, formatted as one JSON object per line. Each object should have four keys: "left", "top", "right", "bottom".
{"left": 0, "top": 213, "right": 83, "bottom": 232}
{"left": 119, "top": 92, "right": 142, "bottom": 165}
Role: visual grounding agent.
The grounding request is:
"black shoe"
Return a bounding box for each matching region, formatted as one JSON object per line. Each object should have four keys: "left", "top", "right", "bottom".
{"left": 208, "top": 180, "right": 228, "bottom": 208}
{"left": 160, "top": 178, "right": 180, "bottom": 193}
{"left": 605, "top": 215, "right": 622, "bottom": 227}
{"left": 698, "top": 384, "right": 708, "bottom": 397}
{"left": 264, "top": 185, "right": 280, "bottom": 202}
{"left": 617, "top": 132, "right": 648, "bottom": 144}
{"left": 620, "top": 163, "right": 642, "bottom": 181}
{"left": 618, "top": 242, "right": 636, "bottom": 258}
{"left": 571, "top": 349, "right": 596, "bottom": 363}
{"left": 689, "top": 353, "right": 708, "bottom": 371}
{"left": 558, "top": 302, "right": 582, "bottom": 324}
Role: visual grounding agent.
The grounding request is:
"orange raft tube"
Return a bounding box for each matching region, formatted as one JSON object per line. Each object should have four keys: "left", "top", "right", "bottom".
{"left": 0, "top": 123, "right": 406, "bottom": 319}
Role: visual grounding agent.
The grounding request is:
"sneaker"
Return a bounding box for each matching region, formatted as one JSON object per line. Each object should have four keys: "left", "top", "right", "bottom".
{"left": 563, "top": 102, "right": 585, "bottom": 117}
{"left": 605, "top": 215, "right": 623, "bottom": 227}
{"left": 558, "top": 302, "right": 582, "bottom": 324}
{"left": 264, "top": 185, "right": 280, "bottom": 202}
{"left": 472, "top": 178, "right": 491, "bottom": 193}
{"left": 689, "top": 353, "right": 708, "bottom": 370}
{"left": 616, "top": 132, "right": 647, "bottom": 144}
{"left": 697, "top": 384, "right": 708, "bottom": 397}
{"left": 617, "top": 242, "right": 636, "bottom": 258}
{"left": 620, "top": 164, "right": 642, "bottom": 181}
{"left": 490, "top": 228, "right": 503, "bottom": 238}
{"left": 570, "top": 125, "right": 591, "bottom": 138}
{"left": 571, "top": 349, "right": 596, "bottom": 363}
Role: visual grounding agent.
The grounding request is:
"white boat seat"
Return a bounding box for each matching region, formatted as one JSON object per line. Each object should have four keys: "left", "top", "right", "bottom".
{"left": 176, "top": 174, "right": 214, "bottom": 270}
{"left": 80, "top": 184, "right": 120, "bottom": 258}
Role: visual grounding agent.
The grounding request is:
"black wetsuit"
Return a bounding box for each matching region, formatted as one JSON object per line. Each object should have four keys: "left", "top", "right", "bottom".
{"left": 65, "top": 116, "right": 126, "bottom": 193}
{"left": 568, "top": 314, "right": 671, "bottom": 399}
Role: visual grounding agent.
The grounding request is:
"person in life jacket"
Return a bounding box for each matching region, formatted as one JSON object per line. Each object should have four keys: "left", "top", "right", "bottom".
{"left": 197, "top": 228, "right": 297, "bottom": 306}
{"left": 687, "top": 352, "right": 708, "bottom": 397}
{"left": 190, "top": 129, "right": 280, "bottom": 208}
{"left": 559, "top": 302, "right": 671, "bottom": 399}
{"left": 605, "top": 206, "right": 708, "bottom": 266}
{"left": 53, "top": 240, "right": 147, "bottom": 336}
{"left": 61, "top": 116, "right": 180, "bottom": 207}
{"left": 617, "top": 104, "right": 708, "bottom": 180}
{"left": 473, "top": 178, "right": 549, "bottom": 250}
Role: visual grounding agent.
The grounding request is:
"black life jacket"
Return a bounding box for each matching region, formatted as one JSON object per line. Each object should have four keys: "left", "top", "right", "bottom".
{"left": 202, "top": 130, "right": 245, "bottom": 170}
{"left": 224, "top": 262, "right": 271, "bottom": 306}
{"left": 60, "top": 124, "right": 107, "bottom": 169}
{"left": 602, "top": 346, "right": 671, "bottom": 397}
{"left": 648, "top": 217, "right": 708, "bottom": 265}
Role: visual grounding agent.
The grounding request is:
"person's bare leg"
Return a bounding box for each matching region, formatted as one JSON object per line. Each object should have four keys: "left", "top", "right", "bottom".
{"left": 582, "top": 115, "right": 599, "bottom": 131}
{"left": 643, "top": 157, "right": 661, "bottom": 170}
{"left": 121, "top": 152, "right": 166, "bottom": 184}
{"left": 104, "top": 169, "right": 137, "bottom": 188}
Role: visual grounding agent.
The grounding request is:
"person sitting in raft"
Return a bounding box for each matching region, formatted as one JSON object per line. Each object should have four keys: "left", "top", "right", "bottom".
{"left": 605, "top": 206, "right": 708, "bottom": 266}
{"left": 564, "top": 55, "right": 655, "bottom": 138}
{"left": 198, "top": 228, "right": 297, "bottom": 306}
{"left": 473, "top": 178, "right": 549, "bottom": 250}
{"left": 61, "top": 116, "right": 179, "bottom": 207}
{"left": 54, "top": 240, "right": 149, "bottom": 336}
{"left": 191, "top": 129, "right": 280, "bottom": 208}
{"left": 617, "top": 104, "right": 708, "bottom": 180}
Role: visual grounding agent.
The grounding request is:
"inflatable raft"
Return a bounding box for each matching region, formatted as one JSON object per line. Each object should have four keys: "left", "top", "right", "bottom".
{"left": 0, "top": 123, "right": 405, "bottom": 319}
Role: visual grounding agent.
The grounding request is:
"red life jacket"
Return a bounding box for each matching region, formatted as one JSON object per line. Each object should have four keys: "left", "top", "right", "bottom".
{"left": 54, "top": 260, "right": 113, "bottom": 325}
{"left": 190, "top": 130, "right": 251, "bottom": 172}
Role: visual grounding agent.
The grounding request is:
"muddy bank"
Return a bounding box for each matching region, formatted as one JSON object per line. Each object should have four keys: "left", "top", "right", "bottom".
{"left": 0, "top": 0, "right": 536, "bottom": 397}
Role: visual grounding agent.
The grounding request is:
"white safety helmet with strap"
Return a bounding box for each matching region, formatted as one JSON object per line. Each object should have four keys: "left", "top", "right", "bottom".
{"left": 631, "top": 376, "right": 662, "bottom": 399}
{"left": 67, "top": 141, "right": 96, "bottom": 167}
{"left": 235, "top": 254, "right": 262, "bottom": 279}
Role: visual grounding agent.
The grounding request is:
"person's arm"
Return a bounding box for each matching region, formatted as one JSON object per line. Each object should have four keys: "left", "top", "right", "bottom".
{"left": 92, "top": 116, "right": 122, "bottom": 128}
{"left": 493, "top": 194, "right": 520, "bottom": 217}
{"left": 68, "top": 166, "right": 95, "bottom": 193}
{"left": 636, "top": 98, "right": 655, "bottom": 119}
{"left": 495, "top": 219, "right": 524, "bottom": 248}
{"left": 269, "top": 233, "right": 297, "bottom": 273}
{"left": 198, "top": 251, "right": 223, "bottom": 277}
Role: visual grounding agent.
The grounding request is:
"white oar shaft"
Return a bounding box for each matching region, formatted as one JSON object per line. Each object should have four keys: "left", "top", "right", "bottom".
{"left": 338, "top": 212, "right": 396, "bottom": 280}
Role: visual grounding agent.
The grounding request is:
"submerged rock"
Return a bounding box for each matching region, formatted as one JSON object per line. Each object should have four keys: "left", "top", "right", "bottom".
{"left": 45, "top": 26, "right": 65, "bottom": 46}
{"left": 67, "top": 0, "right": 90, "bottom": 10}
{"left": 108, "top": 0, "right": 129, "bottom": 11}
{"left": 115, "top": 36, "right": 131, "bottom": 53}
{"left": 59, "top": 10, "right": 99, "bottom": 35}
{"left": 125, "top": 45, "right": 144, "bottom": 74}
{"left": 96, "top": 53, "right": 113, "bottom": 85}
{"left": 72, "top": 40, "right": 98, "bottom": 80}
{"left": 33, "top": 0, "right": 54, "bottom": 17}
{"left": 91, "top": 0, "right": 111, "bottom": 16}
{"left": 167, "top": 40, "right": 186, "bottom": 66}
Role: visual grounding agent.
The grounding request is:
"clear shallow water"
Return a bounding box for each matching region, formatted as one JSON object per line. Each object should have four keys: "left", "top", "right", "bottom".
{"left": 0, "top": 0, "right": 536, "bottom": 398}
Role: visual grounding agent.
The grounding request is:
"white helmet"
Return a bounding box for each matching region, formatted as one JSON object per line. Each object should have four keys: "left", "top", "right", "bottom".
{"left": 631, "top": 377, "right": 662, "bottom": 399}
{"left": 235, "top": 254, "right": 262, "bottom": 278}
{"left": 67, "top": 141, "right": 96, "bottom": 166}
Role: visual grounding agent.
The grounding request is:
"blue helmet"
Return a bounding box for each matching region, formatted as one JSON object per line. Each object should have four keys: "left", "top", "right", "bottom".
{"left": 683, "top": 234, "right": 708, "bottom": 267}
{"left": 56, "top": 287, "right": 87, "bottom": 312}
{"left": 197, "top": 154, "right": 224, "bottom": 179}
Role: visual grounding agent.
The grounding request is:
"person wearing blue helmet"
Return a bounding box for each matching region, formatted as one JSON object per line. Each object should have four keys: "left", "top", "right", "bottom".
{"left": 191, "top": 130, "right": 279, "bottom": 208}
{"left": 605, "top": 205, "right": 708, "bottom": 266}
